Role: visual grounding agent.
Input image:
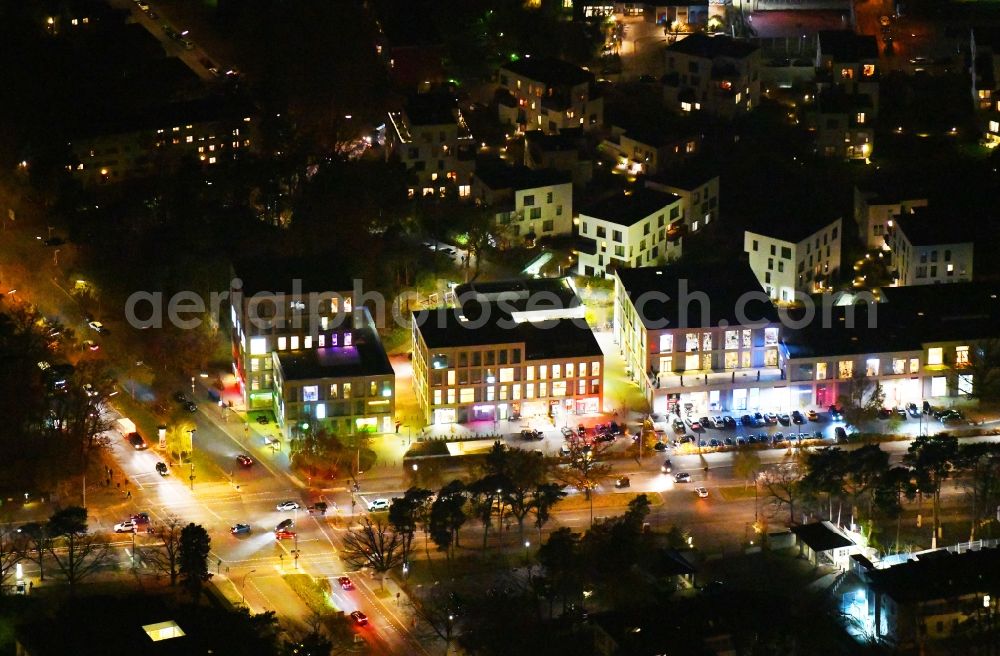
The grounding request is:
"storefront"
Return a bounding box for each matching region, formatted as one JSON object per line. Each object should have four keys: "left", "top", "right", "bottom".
{"left": 575, "top": 397, "right": 601, "bottom": 414}
{"left": 434, "top": 408, "right": 457, "bottom": 424}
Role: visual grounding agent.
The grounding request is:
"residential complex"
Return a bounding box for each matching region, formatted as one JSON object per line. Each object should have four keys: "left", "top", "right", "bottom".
{"left": 811, "top": 30, "right": 879, "bottom": 159}
{"left": 744, "top": 215, "right": 843, "bottom": 301}
{"left": 601, "top": 119, "right": 702, "bottom": 176}
{"left": 497, "top": 57, "right": 604, "bottom": 134}
{"left": 576, "top": 188, "right": 685, "bottom": 277}
{"left": 644, "top": 170, "right": 720, "bottom": 233}
{"left": 229, "top": 260, "right": 395, "bottom": 435}
{"left": 853, "top": 186, "right": 928, "bottom": 250}
{"left": 411, "top": 278, "right": 602, "bottom": 425}
{"left": 614, "top": 262, "right": 783, "bottom": 417}
{"left": 386, "top": 92, "right": 476, "bottom": 198}
{"left": 885, "top": 206, "right": 975, "bottom": 286}
{"left": 662, "top": 33, "right": 761, "bottom": 117}
{"left": 472, "top": 158, "right": 574, "bottom": 243}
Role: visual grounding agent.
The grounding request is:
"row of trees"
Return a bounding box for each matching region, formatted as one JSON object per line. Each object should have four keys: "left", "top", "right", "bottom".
{"left": 0, "top": 507, "right": 212, "bottom": 599}
{"left": 755, "top": 434, "right": 1000, "bottom": 552}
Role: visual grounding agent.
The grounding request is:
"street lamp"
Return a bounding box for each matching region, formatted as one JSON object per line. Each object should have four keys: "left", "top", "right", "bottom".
{"left": 523, "top": 540, "right": 531, "bottom": 565}
{"left": 241, "top": 568, "right": 257, "bottom": 605}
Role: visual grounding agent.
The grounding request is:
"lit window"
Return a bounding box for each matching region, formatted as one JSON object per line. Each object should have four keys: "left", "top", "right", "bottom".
{"left": 909, "top": 358, "right": 920, "bottom": 373}
{"left": 459, "top": 185, "right": 470, "bottom": 197}
{"left": 290, "top": 336, "right": 299, "bottom": 350}
{"left": 956, "top": 346, "right": 969, "bottom": 367}
{"left": 838, "top": 360, "right": 853, "bottom": 378}
{"left": 816, "top": 362, "right": 827, "bottom": 380}
{"left": 344, "top": 332, "right": 352, "bottom": 346}
{"left": 304, "top": 335, "right": 312, "bottom": 349}
{"left": 862, "top": 64, "right": 875, "bottom": 77}
{"left": 208, "top": 157, "right": 216, "bottom": 164}
{"left": 315, "top": 403, "right": 326, "bottom": 419}
{"left": 866, "top": 358, "right": 879, "bottom": 376}
{"left": 343, "top": 383, "right": 352, "bottom": 398}
{"left": 764, "top": 327, "right": 778, "bottom": 346}
{"left": 277, "top": 337, "right": 287, "bottom": 350}
{"left": 186, "top": 135, "right": 193, "bottom": 143}
{"left": 659, "top": 334, "right": 673, "bottom": 352}
{"left": 927, "top": 347, "right": 943, "bottom": 366}
{"left": 892, "top": 359, "right": 905, "bottom": 375}
{"left": 303, "top": 385, "right": 318, "bottom": 402}
{"left": 856, "top": 112, "right": 866, "bottom": 124}
{"left": 990, "top": 120, "right": 1000, "bottom": 133}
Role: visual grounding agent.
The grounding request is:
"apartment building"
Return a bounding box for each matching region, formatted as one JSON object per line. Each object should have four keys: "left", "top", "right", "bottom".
{"left": 663, "top": 34, "right": 761, "bottom": 118}
{"left": 386, "top": 92, "right": 475, "bottom": 198}
{"left": 472, "top": 158, "right": 574, "bottom": 243}
{"left": 576, "top": 188, "right": 685, "bottom": 277}
{"left": 815, "top": 30, "right": 879, "bottom": 103}
{"left": 853, "top": 186, "right": 928, "bottom": 250}
{"left": 497, "top": 57, "right": 604, "bottom": 134}
{"left": 885, "top": 206, "right": 974, "bottom": 287}
{"left": 67, "top": 98, "right": 255, "bottom": 186}
{"left": 523, "top": 129, "right": 594, "bottom": 187}
{"left": 602, "top": 120, "right": 702, "bottom": 176}
{"left": 410, "top": 283, "right": 603, "bottom": 425}
{"left": 644, "top": 170, "right": 720, "bottom": 232}
{"left": 808, "top": 90, "right": 874, "bottom": 159}
{"left": 650, "top": 2, "right": 710, "bottom": 29}
{"left": 744, "top": 216, "right": 843, "bottom": 301}
{"left": 614, "top": 262, "right": 783, "bottom": 416}
{"left": 782, "top": 283, "right": 1000, "bottom": 410}
{"left": 229, "top": 259, "right": 396, "bottom": 434}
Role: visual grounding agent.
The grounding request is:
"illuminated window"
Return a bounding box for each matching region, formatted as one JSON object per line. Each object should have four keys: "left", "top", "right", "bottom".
{"left": 499, "top": 367, "right": 514, "bottom": 383}
{"left": 856, "top": 112, "right": 866, "bottom": 124}
{"left": 958, "top": 374, "right": 974, "bottom": 396}
{"left": 862, "top": 64, "right": 875, "bottom": 77}
{"left": 725, "top": 352, "right": 738, "bottom": 369}
{"left": 304, "top": 336, "right": 312, "bottom": 349}
{"left": 527, "top": 366, "right": 535, "bottom": 380}
{"left": 344, "top": 332, "right": 352, "bottom": 346}
{"left": 838, "top": 360, "right": 853, "bottom": 378}
{"left": 816, "top": 362, "right": 827, "bottom": 380}
{"left": 290, "top": 336, "right": 299, "bottom": 350}
{"left": 277, "top": 337, "right": 287, "bottom": 350}
{"left": 447, "top": 371, "right": 455, "bottom": 386}
{"left": 931, "top": 376, "right": 947, "bottom": 396}
{"left": 686, "top": 333, "right": 699, "bottom": 351}
{"left": 250, "top": 337, "right": 267, "bottom": 356}
{"left": 735, "top": 92, "right": 742, "bottom": 104}
{"left": 956, "top": 346, "right": 969, "bottom": 367}
{"left": 329, "top": 384, "right": 338, "bottom": 398}
{"left": 318, "top": 334, "right": 325, "bottom": 347}
{"left": 866, "top": 358, "right": 879, "bottom": 376}
{"left": 566, "top": 363, "right": 574, "bottom": 377}
{"left": 991, "top": 121, "right": 1000, "bottom": 133}
{"left": 539, "top": 382, "right": 547, "bottom": 397}
{"left": 303, "top": 385, "right": 318, "bottom": 402}
{"left": 433, "top": 389, "right": 442, "bottom": 404}
{"left": 552, "top": 381, "right": 566, "bottom": 396}
{"left": 592, "top": 361, "right": 600, "bottom": 376}
{"left": 526, "top": 383, "right": 535, "bottom": 399}
{"left": 764, "top": 327, "right": 778, "bottom": 346}
{"left": 459, "top": 185, "right": 470, "bottom": 197}
{"left": 927, "top": 347, "right": 943, "bottom": 366}
{"left": 892, "top": 359, "right": 905, "bottom": 375}
{"left": 315, "top": 403, "right": 326, "bottom": 419}
{"left": 725, "top": 330, "right": 739, "bottom": 350}
{"left": 343, "top": 383, "right": 352, "bottom": 398}
{"left": 841, "top": 68, "right": 854, "bottom": 79}
{"left": 552, "top": 364, "right": 561, "bottom": 378}
{"left": 702, "top": 333, "right": 712, "bottom": 350}
{"left": 208, "top": 157, "right": 216, "bottom": 164}
{"left": 186, "top": 135, "right": 193, "bottom": 143}
{"left": 539, "top": 365, "right": 548, "bottom": 380}
{"left": 659, "top": 334, "right": 673, "bottom": 352}
{"left": 680, "top": 102, "right": 692, "bottom": 112}
{"left": 909, "top": 358, "right": 920, "bottom": 373}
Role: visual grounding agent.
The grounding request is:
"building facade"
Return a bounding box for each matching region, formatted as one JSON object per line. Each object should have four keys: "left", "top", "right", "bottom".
{"left": 471, "top": 160, "right": 574, "bottom": 243}
{"left": 498, "top": 57, "right": 604, "bottom": 134}
{"left": 663, "top": 34, "right": 761, "bottom": 118}
{"left": 577, "top": 189, "right": 685, "bottom": 277}
{"left": 885, "top": 207, "right": 974, "bottom": 286}
{"left": 853, "top": 186, "right": 928, "bottom": 250}
{"left": 744, "top": 217, "right": 842, "bottom": 301}
{"left": 645, "top": 172, "right": 721, "bottom": 233}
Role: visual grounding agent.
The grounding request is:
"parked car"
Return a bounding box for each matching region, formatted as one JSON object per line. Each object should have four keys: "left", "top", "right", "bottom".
{"left": 791, "top": 410, "right": 805, "bottom": 425}
{"left": 753, "top": 412, "right": 766, "bottom": 426}
{"left": 275, "top": 529, "right": 296, "bottom": 540}
{"left": 609, "top": 420, "right": 623, "bottom": 435}
{"left": 772, "top": 433, "right": 785, "bottom": 443}
{"left": 740, "top": 414, "right": 753, "bottom": 427}
{"left": 236, "top": 454, "right": 253, "bottom": 467}
{"left": 87, "top": 320, "right": 109, "bottom": 335}
{"left": 722, "top": 416, "right": 737, "bottom": 429}
{"left": 674, "top": 472, "right": 691, "bottom": 483}
{"left": 561, "top": 426, "right": 575, "bottom": 438}
{"left": 113, "top": 520, "right": 136, "bottom": 533}
{"left": 350, "top": 610, "right": 369, "bottom": 626}
{"left": 710, "top": 416, "right": 724, "bottom": 429}
{"left": 614, "top": 476, "right": 631, "bottom": 489}
{"left": 520, "top": 429, "right": 543, "bottom": 441}
{"left": 777, "top": 414, "right": 791, "bottom": 426}
{"left": 275, "top": 518, "right": 294, "bottom": 532}
{"left": 723, "top": 437, "right": 735, "bottom": 446}
{"left": 746, "top": 435, "right": 758, "bottom": 444}
{"left": 807, "top": 410, "right": 819, "bottom": 422}
{"left": 878, "top": 407, "right": 893, "bottom": 420}
{"left": 82, "top": 339, "right": 99, "bottom": 351}
{"left": 231, "top": 523, "right": 251, "bottom": 535}
{"left": 661, "top": 459, "right": 673, "bottom": 473}
{"left": 764, "top": 413, "right": 778, "bottom": 425}
{"left": 895, "top": 407, "right": 907, "bottom": 418}
{"left": 690, "top": 421, "right": 703, "bottom": 432}
{"left": 695, "top": 487, "right": 709, "bottom": 498}
{"left": 127, "top": 432, "right": 147, "bottom": 450}
{"left": 596, "top": 431, "right": 616, "bottom": 443}
{"left": 653, "top": 441, "right": 668, "bottom": 451}
{"left": 907, "top": 403, "right": 921, "bottom": 418}
{"left": 155, "top": 461, "right": 168, "bottom": 476}
{"left": 672, "top": 419, "right": 686, "bottom": 433}
{"left": 276, "top": 500, "right": 300, "bottom": 511}
{"left": 131, "top": 513, "right": 150, "bottom": 526}
{"left": 338, "top": 576, "right": 354, "bottom": 590}
{"left": 256, "top": 414, "right": 270, "bottom": 425}
{"left": 709, "top": 439, "right": 721, "bottom": 448}
{"left": 184, "top": 401, "right": 197, "bottom": 412}
{"left": 368, "top": 498, "right": 390, "bottom": 511}
{"left": 699, "top": 416, "right": 711, "bottom": 429}
{"left": 307, "top": 502, "right": 329, "bottom": 515}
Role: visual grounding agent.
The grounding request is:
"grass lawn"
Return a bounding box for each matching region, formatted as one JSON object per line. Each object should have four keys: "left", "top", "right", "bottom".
{"left": 716, "top": 485, "right": 759, "bottom": 502}
{"left": 283, "top": 573, "right": 339, "bottom": 614}
{"left": 557, "top": 491, "right": 663, "bottom": 512}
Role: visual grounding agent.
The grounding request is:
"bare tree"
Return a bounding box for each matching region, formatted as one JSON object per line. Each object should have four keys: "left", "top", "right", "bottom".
{"left": 554, "top": 441, "right": 612, "bottom": 527}
{"left": 340, "top": 517, "right": 403, "bottom": 589}
{"left": 761, "top": 461, "right": 802, "bottom": 526}
{"left": 0, "top": 524, "right": 21, "bottom": 585}
{"left": 46, "top": 506, "right": 113, "bottom": 593}
{"left": 144, "top": 514, "right": 183, "bottom": 585}
{"left": 15, "top": 522, "right": 49, "bottom": 581}
{"left": 409, "top": 584, "right": 461, "bottom": 654}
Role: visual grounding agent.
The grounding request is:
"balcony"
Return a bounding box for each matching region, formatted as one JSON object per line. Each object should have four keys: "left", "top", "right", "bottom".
{"left": 647, "top": 367, "right": 784, "bottom": 392}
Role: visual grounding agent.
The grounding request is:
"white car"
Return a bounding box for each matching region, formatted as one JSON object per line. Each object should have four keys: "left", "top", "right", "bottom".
{"left": 88, "top": 320, "right": 104, "bottom": 332}
{"left": 367, "top": 498, "right": 390, "bottom": 512}
{"left": 114, "top": 520, "right": 136, "bottom": 533}
{"left": 710, "top": 416, "right": 724, "bottom": 429}
{"left": 695, "top": 487, "right": 709, "bottom": 498}
{"left": 275, "top": 501, "right": 300, "bottom": 511}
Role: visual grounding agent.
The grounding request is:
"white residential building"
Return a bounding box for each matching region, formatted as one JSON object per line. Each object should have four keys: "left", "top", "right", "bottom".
{"left": 744, "top": 217, "right": 842, "bottom": 301}
{"left": 663, "top": 33, "right": 761, "bottom": 118}
{"left": 853, "top": 186, "right": 928, "bottom": 250}
{"left": 577, "top": 189, "right": 684, "bottom": 277}
{"left": 885, "top": 206, "right": 974, "bottom": 286}
{"left": 644, "top": 171, "right": 720, "bottom": 233}
{"left": 472, "top": 160, "right": 574, "bottom": 243}
{"left": 497, "top": 57, "right": 604, "bottom": 134}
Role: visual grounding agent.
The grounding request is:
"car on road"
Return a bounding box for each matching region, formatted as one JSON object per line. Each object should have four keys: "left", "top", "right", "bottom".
{"left": 338, "top": 576, "right": 354, "bottom": 590}
{"left": 231, "top": 523, "right": 251, "bottom": 535}
{"left": 791, "top": 410, "right": 805, "bottom": 425}
{"left": 155, "top": 461, "right": 168, "bottom": 476}
{"left": 674, "top": 472, "right": 691, "bottom": 483}
{"left": 614, "top": 476, "right": 630, "bottom": 489}
{"left": 173, "top": 391, "right": 188, "bottom": 403}
{"left": 560, "top": 426, "right": 575, "bottom": 438}
{"left": 275, "top": 518, "right": 294, "bottom": 532}
{"left": 236, "top": 454, "right": 253, "bottom": 467}
{"left": 520, "top": 429, "right": 543, "bottom": 441}
{"left": 828, "top": 405, "right": 843, "bottom": 421}
{"left": 256, "top": 414, "right": 270, "bottom": 425}
{"left": 907, "top": 403, "right": 921, "bottom": 418}
{"left": 275, "top": 529, "right": 296, "bottom": 540}
{"left": 307, "top": 502, "right": 328, "bottom": 514}
{"left": 940, "top": 410, "right": 964, "bottom": 424}
{"left": 127, "top": 432, "right": 147, "bottom": 450}
{"left": 660, "top": 459, "right": 673, "bottom": 474}
{"left": 114, "top": 520, "right": 136, "bottom": 533}
{"left": 183, "top": 401, "right": 196, "bottom": 412}
{"left": 350, "top": 610, "right": 368, "bottom": 626}
{"left": 895, "top": 407, "right": 907, "bottom": 418}
{"left": 87, "top": 320, "right": 109, "bottom": 335}
{"left": 695, "top": 487, "right": 709, "bottom": 498}
{"left": 595, "top": 431, "right": 615, "bottom": 443}
{"left": 367, "top": 498, "right": 390, "bottom": 512}
{"left": 82, "top": 340, "right": 99, "bottom": 351}
{"left": 807, "top": 409, "right": 819, "bottom": 422}
{"left": 276, "top": 501, "right": 300, "bottom": 511}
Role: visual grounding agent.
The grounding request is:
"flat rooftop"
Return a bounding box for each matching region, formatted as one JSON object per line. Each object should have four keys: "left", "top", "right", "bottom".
{"left": 666, "top": 33, "right": 759, "bottom": 59}
{"left": 868, "top": 547, "right": 1000, "bottom": 604}
{"left": 276, "top": 327, "right": 393, "bottom": 381}
{"left": 415, "top": 309, "right": 603, "bottom": 360}
{"left": 404, "top": 91, "right": 458, "bottom": 126}
{"left": 474, "top": 158, "right": 571, "bottom": 191}
{"left": 232, "top": 256, "right": 355, "bottom": 296}
{"left": 580, "top": 188, "right": 681, "bottom": 227}
{"left": 783, "top": 282, "right": 1000, "bottom": 358}
{"left": 746, "top": 213, "right": 841, "bottom": 244}
{"left": 818, "top": 30, "right": 878, "bottom": 62}
{"left": 501, "top": 57, "right": 594, "bottom": 87}
{"left": 896, "top": 206, "right": 975, "bottom": 246}
{"left": 454, "top": 277, "right": 582, "bottom": 314}
{"left": 616, "top": 262, "right": 778, "bottom": 330}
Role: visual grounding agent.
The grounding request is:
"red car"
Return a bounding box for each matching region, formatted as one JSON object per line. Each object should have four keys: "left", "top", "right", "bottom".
{"left": 275, "top": 529, "right": 296, "bottom": 540}
{"left": 236, "top": 454, "right": 253, "bottom": 467}
{"left": 338, "top": 576, "right": 354, "bottom": 590}
{"left": 350, "top": 610, "right": 368, "bottom": 626}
